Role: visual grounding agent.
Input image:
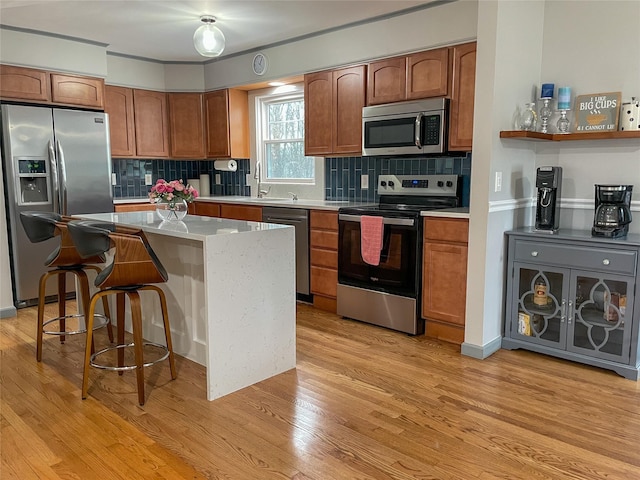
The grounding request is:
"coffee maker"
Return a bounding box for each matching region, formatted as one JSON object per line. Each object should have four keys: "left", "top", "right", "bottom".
{"left": 535, "top": 166, "right": 562, "bottom": 232}
{"left": 592, "top": 185, "right": 633, "bottom": 238}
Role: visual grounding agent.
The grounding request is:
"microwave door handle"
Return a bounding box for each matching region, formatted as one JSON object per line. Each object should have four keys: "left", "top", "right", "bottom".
{"left": 414, "top": 113, "right": 423, "bottom": 148}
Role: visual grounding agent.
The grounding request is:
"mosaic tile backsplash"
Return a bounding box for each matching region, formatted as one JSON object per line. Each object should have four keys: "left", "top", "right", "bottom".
{"left": 111, "top": 158, "right": 251, "bottom": 198}
{"left": 112, "top": 153, "right": 472, "bottom": 207}
{"left": 325, "top": 153, "right": 472, "bottom": 206}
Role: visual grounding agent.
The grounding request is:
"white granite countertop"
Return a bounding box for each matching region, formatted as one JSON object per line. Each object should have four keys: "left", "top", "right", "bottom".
{"left": 77, "top": 211, "right": 291, "bottom": 241}
{"left": 114, "top": 195, "right": 375, "bottom": 211}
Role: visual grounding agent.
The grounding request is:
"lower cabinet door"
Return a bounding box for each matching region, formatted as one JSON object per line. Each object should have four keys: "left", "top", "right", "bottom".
{"left": 511, "top": 263, "right": 569, "bottom": 349}
{"left": 568, "top": 270, "right": 633, "bottom": 363}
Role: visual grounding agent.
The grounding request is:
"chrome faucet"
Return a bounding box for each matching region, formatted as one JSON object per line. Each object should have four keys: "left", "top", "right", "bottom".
{"left": 254, "top": 161, "right": 270, "bottom": 198}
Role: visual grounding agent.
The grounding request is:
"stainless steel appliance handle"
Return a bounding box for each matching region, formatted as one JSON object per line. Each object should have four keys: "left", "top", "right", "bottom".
{"left": 414, "top": 113, "right": 423, "bottom": 148}
{"left": 264, "top": 217, "right": 305, "bottom": 224}
{"left": 338, "top": 214, "right": 415, "bottom": 227}
{"left": 56, "top": 140, "right": 68, "bottom": 215}
{"left": 48, "top": 140, "right": 60, "bottom": 214}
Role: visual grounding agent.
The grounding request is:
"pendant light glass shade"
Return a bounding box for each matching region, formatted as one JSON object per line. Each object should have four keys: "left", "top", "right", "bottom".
{"left": 193, "top": 15, "right": 225, "bottom": 57}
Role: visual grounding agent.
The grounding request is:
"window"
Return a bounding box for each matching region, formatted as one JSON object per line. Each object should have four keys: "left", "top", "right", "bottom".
{"left": 256, "top": 91, "right": 314, "bottom": 184}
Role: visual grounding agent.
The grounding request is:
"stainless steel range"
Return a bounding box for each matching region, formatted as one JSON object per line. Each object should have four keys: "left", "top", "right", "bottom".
{"left": 337, "top": 174, "right": 462, "bottom": 335}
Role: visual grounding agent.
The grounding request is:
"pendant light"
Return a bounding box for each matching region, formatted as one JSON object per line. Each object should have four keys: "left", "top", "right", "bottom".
{"left": 193, "top": 15, "right": 225, "bottom": 57}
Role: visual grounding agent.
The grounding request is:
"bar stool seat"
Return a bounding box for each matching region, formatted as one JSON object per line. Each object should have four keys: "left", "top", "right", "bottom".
{"left": 19, "top": 212, "right": 113, "bottom": 361}
{"left": 67, "top": 220, "right": 177, "bottom": 405}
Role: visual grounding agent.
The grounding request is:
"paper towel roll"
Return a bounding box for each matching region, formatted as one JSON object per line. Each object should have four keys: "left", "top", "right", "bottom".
{"left": 199, "top": 174, "right": 210, "bottom": 197}
{"left": 187, "top": 179, "right": 200, "bottom": 194}
{"left": 214, "top": 160, "right": 237, "bottom": 172}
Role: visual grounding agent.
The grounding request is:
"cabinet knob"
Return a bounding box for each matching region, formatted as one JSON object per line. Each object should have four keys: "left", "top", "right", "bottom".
{"left": 602, "top": 259, "right": 610, "bottom": 266}
{"left": 531, "top": 251, "right": 538, "bottom": 257}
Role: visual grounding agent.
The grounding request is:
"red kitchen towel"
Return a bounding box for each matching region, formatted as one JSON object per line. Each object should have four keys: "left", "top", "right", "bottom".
{"left": 360, "top": 216, "right": 383, "bottom": 266}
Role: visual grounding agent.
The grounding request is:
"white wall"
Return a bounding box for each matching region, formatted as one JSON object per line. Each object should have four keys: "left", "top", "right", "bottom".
{"left": 203, "top": 1, "right": 479, "bottom": 90}
{"left": 0, "top": 28, "right": 107, "bottom": 77}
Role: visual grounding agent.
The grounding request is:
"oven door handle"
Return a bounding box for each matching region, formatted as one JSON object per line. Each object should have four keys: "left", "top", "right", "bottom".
{"left": 338, "top": 214, "right": 415, "bottom": 227}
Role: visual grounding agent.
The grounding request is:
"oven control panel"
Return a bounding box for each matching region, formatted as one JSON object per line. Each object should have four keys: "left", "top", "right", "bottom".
{"left": 378, "top": 174, "right": 459, "bottom": 196}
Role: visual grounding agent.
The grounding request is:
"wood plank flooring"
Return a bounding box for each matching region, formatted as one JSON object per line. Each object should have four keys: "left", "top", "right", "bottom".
{"left": 2, "top": 301, "right": 640, "bottom": 479}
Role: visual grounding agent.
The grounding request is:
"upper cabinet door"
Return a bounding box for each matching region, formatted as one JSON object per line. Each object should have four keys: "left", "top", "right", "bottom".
{"left": 406, "top": 48, "right": 449, "bottom": 100}
{"left": 449, "top": 42, "right": 477, "bottom": 152}
{"left": 0, "top": 65, "right": 51, "bottom": 102}
{"left": 50, "top": 73, "right": 105, "bottom": 109}
{"left": 204, "top": 89, "right": 230, "bottom": 158}
{"left": 133, "top": 89, "right": 170, "bottom": 158}
{"left": 332, "top": 65, "right": 366, "bottom": 155}
{"left": 367, "top": 57, "right": 406, "bottom": 105}
{"left": 304, "top": 71, "right": 333, "bottom": 156}
{"left": 105, "top": 86, "right": 136, "bottom": 157}
{"left": 168, "top": 92, "right": 205, "bottom": 159}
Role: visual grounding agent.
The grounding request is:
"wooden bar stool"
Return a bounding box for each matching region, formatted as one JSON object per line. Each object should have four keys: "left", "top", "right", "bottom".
{"left": 19, "top": 212, "right": 113, "bottom": 361}
{"left": 67, "top": 220, "right": 177, "bottom": 405}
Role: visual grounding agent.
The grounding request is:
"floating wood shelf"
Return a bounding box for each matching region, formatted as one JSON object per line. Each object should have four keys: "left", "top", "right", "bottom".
{"left": 499, "top": 130, "right": 640, "bottom": 141}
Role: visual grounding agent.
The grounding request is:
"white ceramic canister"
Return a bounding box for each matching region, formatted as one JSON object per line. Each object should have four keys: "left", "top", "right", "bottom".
{"left": 619, "top": 97, "right": 640, "bottom": 131}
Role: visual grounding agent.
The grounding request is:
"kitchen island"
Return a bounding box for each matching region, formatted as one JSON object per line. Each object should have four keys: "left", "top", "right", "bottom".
{"left": 77, "top": 211, "right": 296, "bottom": 401}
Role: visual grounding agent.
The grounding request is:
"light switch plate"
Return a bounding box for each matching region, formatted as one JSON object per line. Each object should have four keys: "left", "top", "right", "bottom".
{"left": 361, "top": 174, "right": 369, "bottom": 189}
{"left": 244, "top": 174, "right": 249, "bottom": 185}
{"left": 111, "top": 173, "right": 117, "bottom": 186}
{"left": 217, "top": 174, "right": 222, "bottom": 184}
{"left": 144, "top": 173, "right": 152, "bottom": 185}
{"left": 495, "top": 171, "right": 502, "bottom": 192}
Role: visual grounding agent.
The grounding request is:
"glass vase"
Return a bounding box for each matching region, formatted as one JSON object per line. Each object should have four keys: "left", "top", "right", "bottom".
{"left": 519, "top": 102, "right": 538, "bottom": 131}
{"left": 156, "top": 198, "right": 189, "bottom": 222}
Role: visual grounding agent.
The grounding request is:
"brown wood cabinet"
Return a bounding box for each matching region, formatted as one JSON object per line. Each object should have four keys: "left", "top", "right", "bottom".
{"left": 367, "top": 57, "right": 406, "bottom": 105}
{"left": 220, "top": 204, "right": 262, "bottom": 222}
{"left": 421, "top": 217, "right": 469, "bottom": 344}
{"left": 0, "top": 65, "right": 50, "bottom": 102}
{"left": 50, "top": 73, "right": 104, "bottom": 109}
{"left": 194, "top": 202, "right": 221, "bottom": 217}
{"left": 133, "top": 89, "right": 170, "bottom": 158}
{"left": 204, "top": 89, "right": 249, "bottom": 159}
{"left": 304, "top": 71, "right": 333, "bottom": 156}
{"left": 168, "top": 92, "right": 205, "bottom": 159}
{"left": 105, "top": 86, "right": 136, "bottom": 157}
{"left": 310, "top": 210, "right": 339, "bottom": 313}
{"left": 304, "top": 66, "right": 366, "bottom": 156}
{"left": 448, "top": 42, "right": 477, "bottom": 151}
{"left": 367, "top": 48, "right": 449, "bottom": 105}
{"left": 114, "top": 202, "right": 155, "bottom": 212}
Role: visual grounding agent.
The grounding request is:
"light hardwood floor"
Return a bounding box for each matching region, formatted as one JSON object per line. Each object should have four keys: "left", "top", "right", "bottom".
{"left": 2, "top": 301, "right": 640, "bottom": 479}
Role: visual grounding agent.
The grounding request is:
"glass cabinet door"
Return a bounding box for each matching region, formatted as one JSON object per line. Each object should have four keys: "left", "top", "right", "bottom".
{"left": 568, "top": 271, "right": 634, "bottom": 363}
{"left": 512, "top": 263, "right": 568, "bottom": 349}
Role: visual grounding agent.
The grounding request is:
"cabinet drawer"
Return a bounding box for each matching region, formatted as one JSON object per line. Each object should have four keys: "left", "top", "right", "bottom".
{"left": 424, "top": 217, "right": 468, "bottom": 243}
{"left": 311, "top": 229, "right": 338, "bottom": 250}
{"left": 311, "top": 266, "right": 337, "bottom": 298}
{"left": 310, "top": 210, "right": 338, "bottom": 231}
{"left": 311, "top": 247, "right": 337, "bottom": 269}
{"left": 513, "top": 240, "right": 637, "bottom": 276}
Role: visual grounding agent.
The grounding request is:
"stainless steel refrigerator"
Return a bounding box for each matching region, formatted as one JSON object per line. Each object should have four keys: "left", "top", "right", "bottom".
{"left": 1, "top": 104, "right": 114, "bottom": 307}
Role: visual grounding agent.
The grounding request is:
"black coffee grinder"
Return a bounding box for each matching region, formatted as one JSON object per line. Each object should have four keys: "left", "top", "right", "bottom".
{"left": 535, "top": 166, "right": 562, "bottom": 232}
{"left": 592, "top": 185, "right": 633, "bottom": 238}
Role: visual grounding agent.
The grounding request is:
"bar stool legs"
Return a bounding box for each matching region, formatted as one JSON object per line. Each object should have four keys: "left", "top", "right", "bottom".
{"left": 82, "top": 286, "right": 176, "bottom": 406}
{"left": 35, "top": 268, "right": 113, "bottom": 362}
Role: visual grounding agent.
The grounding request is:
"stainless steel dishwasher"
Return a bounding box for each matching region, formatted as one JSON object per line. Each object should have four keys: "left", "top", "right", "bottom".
{"left": 262, "top": 207, "right": 310, "bottom": 296}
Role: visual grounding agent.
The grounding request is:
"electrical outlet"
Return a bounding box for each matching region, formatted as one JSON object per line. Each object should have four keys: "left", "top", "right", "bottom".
{"left": 144, "top": 173, "right": 152, "bottom": 185}
{"left": 111, "top": 173, "right": 117, "bottom": 186}
{"left": 217, "top": 174, "right": 222, "bottom": 184}
{"left": 361, "top": 174, "right": 369, "bottom": 189}
{"left": 495, "top": 171, "right": 502, "bottom": 192}
{"left": 244, "top": 173, "right": 250, "bottom": 185}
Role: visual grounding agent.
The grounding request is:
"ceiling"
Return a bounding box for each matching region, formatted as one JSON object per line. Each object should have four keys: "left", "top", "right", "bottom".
{"left": 0, "top": 0, "right": 435, "bottom": 63}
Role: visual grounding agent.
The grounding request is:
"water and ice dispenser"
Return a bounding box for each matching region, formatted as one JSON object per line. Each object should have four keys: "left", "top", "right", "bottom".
{"left": 16, "top": 158, "right": 50, "bottom": 205}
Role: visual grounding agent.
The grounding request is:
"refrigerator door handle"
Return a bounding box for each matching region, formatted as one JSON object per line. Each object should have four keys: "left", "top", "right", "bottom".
{"left": 56, "top": 140, "right": 68, "bottom": 215}
{"left": 48, "top": 140, "right": 60, "bottom": 214}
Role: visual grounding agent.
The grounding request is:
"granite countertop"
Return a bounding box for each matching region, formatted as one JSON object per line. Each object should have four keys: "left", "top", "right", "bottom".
{"left": 114, "top": 195, "right": 376, "bottom": 211}
{"left": 77, "top": 211, "right": 290, "bottom": 241}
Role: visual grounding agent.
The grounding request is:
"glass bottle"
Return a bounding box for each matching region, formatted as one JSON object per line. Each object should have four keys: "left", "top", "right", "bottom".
{"left": 520, "top": 102, "right": 538, "bottom": 131}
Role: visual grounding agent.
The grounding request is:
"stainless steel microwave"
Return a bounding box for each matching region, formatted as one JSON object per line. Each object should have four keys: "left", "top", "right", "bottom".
{"left": 362, "top": 98, "right": 448, "bottom": 156}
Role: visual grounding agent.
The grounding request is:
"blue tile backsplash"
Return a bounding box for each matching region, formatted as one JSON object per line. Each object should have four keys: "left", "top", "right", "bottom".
{"left": 111, "top": 158, "right": 251, "bottom": 198}
{"left": 112, "top": 153, "right": 472, "bottom": 207}
{"left": 324, "top": 153, "right": 472, "bottom": 207}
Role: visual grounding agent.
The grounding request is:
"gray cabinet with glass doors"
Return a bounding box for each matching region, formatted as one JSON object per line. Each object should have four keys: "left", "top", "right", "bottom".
{"left": 503, "top": 229, "right": 640, "bottom": 380}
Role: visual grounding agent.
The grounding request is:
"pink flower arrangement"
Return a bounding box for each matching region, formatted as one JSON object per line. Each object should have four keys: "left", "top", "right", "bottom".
{"left": 149, "top": 178, "right": 198, "bottom": 204}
